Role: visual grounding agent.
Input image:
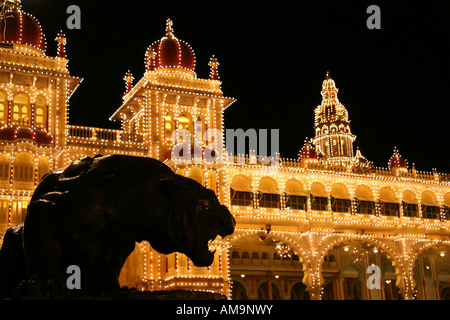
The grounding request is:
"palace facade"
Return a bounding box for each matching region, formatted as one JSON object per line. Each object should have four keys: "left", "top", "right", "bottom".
{"left": 1, "top": 1, "right": 450, "bottom": 300}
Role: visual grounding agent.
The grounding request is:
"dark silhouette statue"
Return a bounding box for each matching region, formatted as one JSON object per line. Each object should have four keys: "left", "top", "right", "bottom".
{"left": 0, "top": 155, "right": 235, "bottom": 299}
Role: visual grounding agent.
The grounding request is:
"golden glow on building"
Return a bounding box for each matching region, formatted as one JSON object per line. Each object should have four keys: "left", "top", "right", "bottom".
{"left": 1, "top": 4, "right": 450, "bottom": 300}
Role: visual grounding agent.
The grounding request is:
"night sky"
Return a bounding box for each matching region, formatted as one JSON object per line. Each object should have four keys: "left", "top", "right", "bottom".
{"left": 23, "top": 0, "right": 450, "bottom": 172}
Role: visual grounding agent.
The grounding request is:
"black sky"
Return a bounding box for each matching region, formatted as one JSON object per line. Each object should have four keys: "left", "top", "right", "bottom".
{"left": 23, "top": 0, "right": 450, "bottom": 172}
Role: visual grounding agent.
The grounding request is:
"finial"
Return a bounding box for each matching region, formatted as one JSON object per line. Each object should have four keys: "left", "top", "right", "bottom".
{"left": 209, "top": 55, "right": 220, "bottom": 80}
{"left": 55, "top": 30, "right": 67, "bottom": 58}
{"left": 166, "top": 17, "right": 174, "bottom": 38}
{"left": 325, "top": 70, "right": 331, "bottom": 79}
{"left": 1, "top": 0, "right": 21, "bottom": 10}
{"left": 393, "top": 146, "right": 399, "bottom": 156}
{"left": 145, "top": 48, "right": 156, "bottom": 71}
{"left": 124, "top": 70, "right": 134, "bottom": 94}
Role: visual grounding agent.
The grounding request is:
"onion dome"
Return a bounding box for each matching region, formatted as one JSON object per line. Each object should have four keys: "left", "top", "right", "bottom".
{"left": 0, "top": 7, "right": 46, "bottom": 53}
{"left": 298, "top": 139, "right": 318, "bottom": 161}
{"left": 145, "top": 18, "right": 195, "bottom": 74}
{"left": 388, "top": 147, "right": 407, "bottom": 170}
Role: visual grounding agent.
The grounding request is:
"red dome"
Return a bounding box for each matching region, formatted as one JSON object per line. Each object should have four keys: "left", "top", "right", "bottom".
{"left": 0, "top": 9, "right": 46, "bottom": 52}
{"left": 298, "top": 139, "right": 318, "bottom": 160}
{"left": 388, "top": 147, "right": 407, "bottom": 169}
{"left": 145, "top": 19, "right": 195, "bottom": 72}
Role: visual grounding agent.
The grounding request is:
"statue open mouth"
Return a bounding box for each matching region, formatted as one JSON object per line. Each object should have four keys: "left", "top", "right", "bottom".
{"left": 193, "top": 214, "right": 235, "bottom": 267}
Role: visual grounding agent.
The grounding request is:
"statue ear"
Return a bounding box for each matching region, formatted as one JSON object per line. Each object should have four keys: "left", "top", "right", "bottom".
{"left": 159, "top": 175, "right": 187, "bottom": 198}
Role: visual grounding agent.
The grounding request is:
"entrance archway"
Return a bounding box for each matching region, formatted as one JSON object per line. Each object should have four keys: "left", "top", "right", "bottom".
{"left": 229, "top": 233, "right": 304, "bottom": 300}
{"left": 319, "top": 238, "right": 402, "bottom": 300}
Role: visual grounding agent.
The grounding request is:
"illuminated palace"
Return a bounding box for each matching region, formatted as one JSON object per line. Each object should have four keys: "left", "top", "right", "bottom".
{"left": 2, "top": 1, "right": 450, "bottom": 300}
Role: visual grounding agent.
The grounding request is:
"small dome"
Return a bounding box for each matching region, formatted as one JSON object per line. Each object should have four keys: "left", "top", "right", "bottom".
{"left": 388, "top": 147, "right": 407, "bottom": 169}
{"left": 298, "top": 139, "right": 318, "bottom": 160}
{"left": 0, "top": 9, "right": 46, "bottom": 53}
{"left": 145, "top": 19, "right": 195, "bottom": 73}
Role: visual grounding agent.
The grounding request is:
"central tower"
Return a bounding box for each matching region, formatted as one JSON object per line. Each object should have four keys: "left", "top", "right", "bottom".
{"left": 312, "top": 72, "right": 356, "bottom": 166}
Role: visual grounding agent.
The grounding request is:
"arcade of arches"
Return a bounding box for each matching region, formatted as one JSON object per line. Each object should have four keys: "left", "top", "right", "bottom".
{"left": 229, "top": 234, "right": 450, "bottom": 300}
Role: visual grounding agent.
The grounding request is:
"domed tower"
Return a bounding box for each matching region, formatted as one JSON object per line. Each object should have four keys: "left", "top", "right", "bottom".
{"left": 110, "top": 18, "right": 235, "bottom": 163}
{"left": 388, "top": 147, "right": 408, "bottom": 173}
{"left": 0, "top": 0, "right": 46, "bottom": 54}
{"left": 311, "top": 72, "right": 356, "bottom": 167}
{"left": 298, "top": 138, "right": 319, "bottom": 167}
{"left": 0, "top": 0, "right": 81, "bottom": 167}
{"left": 144, "top": 18, "right": 196, "bottom": 78}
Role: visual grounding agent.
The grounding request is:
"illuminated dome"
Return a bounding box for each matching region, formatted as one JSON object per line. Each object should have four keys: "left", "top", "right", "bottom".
{"left": 0, "top": 7, "right": 46, "bottom": 53}
{"left": 298, "top": 139, "right": 318, "bottom": 161}
{"left": 388, "top": 147, "right": 408, "bottom": 170}
{"left": 145, "top": 18, "right": 195, "bottom": 74}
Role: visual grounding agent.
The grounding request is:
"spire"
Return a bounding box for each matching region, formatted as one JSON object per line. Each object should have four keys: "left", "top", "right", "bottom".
{"left": 123, "top": 70, "right": 134, "bottom": 95}
{"left": 55, "top": 30, "right": 66, "bottom": 58}
{"left": 209, "top": 55, "right": 219, "bottom": 80}
{"left": 312, "top": 72, "right": 356, "bottom": 165}
{"left": 166, "top": 17, "right": 174, "bottom": 38}
{"left": 321, "top": 71, "right": 339, "bottom": 103}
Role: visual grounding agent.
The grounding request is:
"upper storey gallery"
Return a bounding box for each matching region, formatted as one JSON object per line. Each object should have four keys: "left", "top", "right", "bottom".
{"left": 0, "top": 0, "right": 80, "bottom": 147}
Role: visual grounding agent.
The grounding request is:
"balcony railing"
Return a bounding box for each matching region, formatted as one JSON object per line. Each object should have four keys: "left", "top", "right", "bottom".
{"left": 67, "top": 125, "right": 145, "bottom": 147}
{"left": 226, "top": 155, "right": 448, "bottom": 183}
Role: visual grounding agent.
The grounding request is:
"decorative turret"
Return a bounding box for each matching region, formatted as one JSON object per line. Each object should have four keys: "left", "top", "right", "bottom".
{"left": 209, "top": 55, "right": 220, "bottom": 80}
{"left": 312, "top": 72, "right": 356, "bottom": 167}
{"left": 123, "top": 70, "right": 134, "bottom": 95}
{"left": 388, "top": 147, "right": 408, "bottom": 173}
{"left": 298, "top": 138, "right": 319, "bottom": 167}
{"left": 351, "top": 147, "right": 373, "bottom": 173}
{"left": 55, "top": 30, "right": 66, "bottom": 58}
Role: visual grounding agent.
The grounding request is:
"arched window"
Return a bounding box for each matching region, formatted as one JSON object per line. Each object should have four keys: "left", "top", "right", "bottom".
{"left": 284, "top": 179, "right": 307, "bottom": 210}
{"left": 0, "top": 91, "right": 6, "bottom": 123}
{"left": 354, "top": 185, "right": 375, "bottom": 215}
{"left": 164, "top": 113, "right": 174, "bottom": 140}
{"left": 13, "top": 93, "right": 31, "bottom": 126}
{"left": 379, "top": 187, "right": 400, "bottom": 217}
{"left": 310, "top": 182, "right": 328, "bottom": 211}
{"left": 402, "top": 190, "right": 418, "bottom": 217}
{"left": 331, "top": 183, "right": 351, "bottom": 213}
{"left": 421, "top": 190, "right": 440, "bottom": 219}
{"left": 35, "top": 95, "right": 47, "bottom": 129}
{"left": 178, "top": 113, "right": 191, "bottom": 134}
{"left": 0, "top": 154, "right": 10, "bottom": 181}
{"left": 230, "top": 175, "right": 253, "bottom": 207}
{"left": 14, "top": 152, "right": 34, "bottom": 182}
{"left": 258, "top": 177, "right": 280, "bottom": 209}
